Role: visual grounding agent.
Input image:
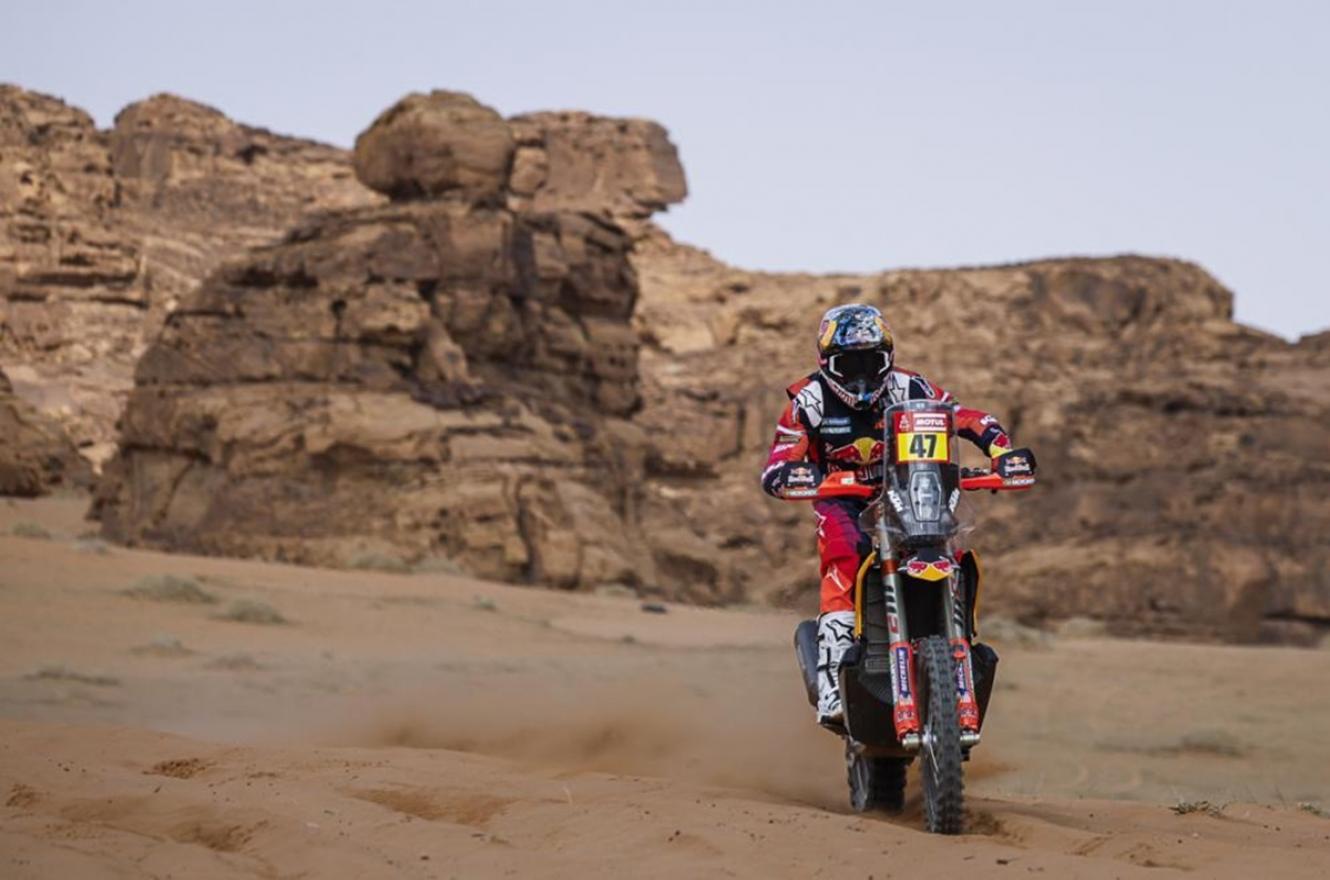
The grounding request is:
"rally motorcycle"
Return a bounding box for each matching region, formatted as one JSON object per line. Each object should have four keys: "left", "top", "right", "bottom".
{"left": 789, "top": 399, "right": 1036, "bottom": 834}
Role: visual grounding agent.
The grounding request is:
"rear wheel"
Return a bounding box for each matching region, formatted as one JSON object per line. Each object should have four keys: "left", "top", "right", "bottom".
{"left": 919, "top": 635, "right": 965, "bottom": 833}
{"left": 846, "top": 741, "right": 908, "bottom": 813}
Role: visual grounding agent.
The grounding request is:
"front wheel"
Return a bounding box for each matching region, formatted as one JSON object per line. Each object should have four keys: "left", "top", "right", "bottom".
{"left": 919, "top": 635, "right": 965, "bottom": 833}
{"left": 846, "top": 741, "right": 908, "bottom": 813}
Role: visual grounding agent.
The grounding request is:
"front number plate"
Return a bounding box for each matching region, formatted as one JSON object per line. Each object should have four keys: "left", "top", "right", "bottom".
{"left": 896, "top": 431, "right": 949, "bottom": 463}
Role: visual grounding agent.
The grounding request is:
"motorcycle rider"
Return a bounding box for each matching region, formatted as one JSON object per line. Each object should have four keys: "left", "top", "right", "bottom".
{"left": 760, "top": 303, "right": 1032, "bottom": 725}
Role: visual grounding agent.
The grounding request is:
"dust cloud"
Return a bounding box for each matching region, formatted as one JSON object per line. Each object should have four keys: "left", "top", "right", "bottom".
{"left": 306, "top": 667, "right": 851, "bottom": 810}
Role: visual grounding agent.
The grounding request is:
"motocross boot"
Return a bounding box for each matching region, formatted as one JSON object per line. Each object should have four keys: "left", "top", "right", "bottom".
{"left": 816, "top": 611, "right": 855, "bottom": 725}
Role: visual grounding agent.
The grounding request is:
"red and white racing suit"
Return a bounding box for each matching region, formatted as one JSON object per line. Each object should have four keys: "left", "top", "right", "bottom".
{"left": 761, "top": 368, "right": 1012, "bottom": 615}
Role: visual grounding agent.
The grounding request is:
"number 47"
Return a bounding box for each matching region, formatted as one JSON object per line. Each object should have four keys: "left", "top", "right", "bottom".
{"left": 909, "top": 433, "right": 938, "bottom": 458}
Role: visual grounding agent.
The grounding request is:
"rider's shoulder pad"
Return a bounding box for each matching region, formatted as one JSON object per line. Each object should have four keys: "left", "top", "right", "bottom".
{"left": 788, "top": 375, "right": 824, "bottom": 428}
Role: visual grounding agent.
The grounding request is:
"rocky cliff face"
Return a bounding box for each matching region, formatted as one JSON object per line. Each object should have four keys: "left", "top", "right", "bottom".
{"left": 0, "top": 85, "right": 379, "bottom": 468}
{"left": 0, "top": 365, "right": 90, "bottom": 496}
{"left": 630, "top": 233, "right": 1330, "bottom": 642}
{"left": 7, "top": 82, "right": 1326, "bottom": 643}
{"left": 94, "top": 91, "right": 682, "bottom": 588}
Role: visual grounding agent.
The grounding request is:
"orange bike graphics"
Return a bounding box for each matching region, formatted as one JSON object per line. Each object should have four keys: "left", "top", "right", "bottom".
{"left": 950, "top": 638, "right": 981, "bottom": 731}
{"left": 891, "top": 639, "right": 921, "bottom": 737}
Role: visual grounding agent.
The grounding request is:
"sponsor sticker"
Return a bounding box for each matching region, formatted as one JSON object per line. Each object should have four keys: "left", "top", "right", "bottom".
{"left": 996, "top": 453, "right": 1033, "bottom": 477}
{"left": 785, "top": 465, "right": 818, "bottom": 486}
{"left": 904, "top": 556, "right": 954, "bottom": 581}
{"left": 895, "top": 646, "right": 912, "bottom": 699}
{"left": 896, "top": 411, "right": 951, "bottom": 433}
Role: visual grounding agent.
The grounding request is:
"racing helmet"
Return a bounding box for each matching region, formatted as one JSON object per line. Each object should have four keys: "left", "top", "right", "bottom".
{"left": 816, "top": 303, "right": 894, "bottom": 409}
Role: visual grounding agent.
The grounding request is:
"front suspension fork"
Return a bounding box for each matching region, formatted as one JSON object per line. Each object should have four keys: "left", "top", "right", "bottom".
{"left": 876, "top": 519, "right": 921, "bottom": 744}
{"left": 881, "top": 556, "right": 921, "bottom": 743}
{"left": 878, "top": 532, "right": 981, "bottom": 749}
{"left": 943, "top": 562, "right": 982, "bottom": 739}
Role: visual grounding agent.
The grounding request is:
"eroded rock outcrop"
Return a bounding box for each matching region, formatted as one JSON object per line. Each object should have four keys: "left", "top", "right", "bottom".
{"left": 352, "top": 91, "right": 514, "bottom": 202}
{"left": 507, "top": 111, "right": 687, "bottom": 232}
{"left": 94, "top": 93, "right": 677, "bottom": 589}
{"left": 0, "top": 85, "right": 379, "bottom": 472}
{"left": 629, "top": 233, "right": 1330, "bottom": 642}
{"left": 0, "top": 366, "right": 90, "bottom": 496}
{"left": 12, "top": 81, "right": 1325, "bottom": 639}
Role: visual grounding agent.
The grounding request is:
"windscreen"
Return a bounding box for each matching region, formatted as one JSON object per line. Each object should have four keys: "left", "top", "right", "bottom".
{"left": 882, "top": 400, "right": 965, "bottom": 543}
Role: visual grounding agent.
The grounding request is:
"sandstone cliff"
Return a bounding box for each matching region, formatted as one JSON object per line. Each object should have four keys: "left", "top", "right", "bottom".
{"left": 0, "top": 85, "right": 379, "bottom": 467}
{"left": 5, "top": 83, "right": 1326, "bottom": 643}
{"left": 93, "top": 91, "right": 683, "bottom": 589}
{"left": 0, "top": 365, "right": 90, "bottom": 496}
{"left": 630, "top": 234, "right": 1330, "bottom": 642}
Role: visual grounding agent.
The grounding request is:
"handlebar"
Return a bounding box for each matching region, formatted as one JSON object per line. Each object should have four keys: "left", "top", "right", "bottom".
{"left": 958, "top": 469, "right": 1036, "bottom": 492}
{"left": 784, "top": 468, "right": 1036, "bottom": 500}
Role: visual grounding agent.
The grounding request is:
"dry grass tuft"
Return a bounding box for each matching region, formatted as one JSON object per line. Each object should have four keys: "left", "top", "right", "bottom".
{"left": 1177, "top": 729, "right": 1246, "bottom": 757}
{"left": 130, "top": 634, "right": 193, "bottom": 657}
{"left": 10, "top": 521, "right": 51, "bottom": 540}
{"left": 414, "top": 556, "right": 467, "bottom": 576}
{"left": 123, "top": 574, "right": 218, "bottom": 605}
{"left": 349, "top": 552, "right": 411, "bottom": 574}
{"left": 215, "top": 600, "right": 289, "bottom": 625}
{"left": 75, "top": 537, "right": 111, "bottom": 555}
{"left": 205, "top": 652, "right": 264, "bottom": 671}
{"left": 25, "top": 664, "right": 120, "bottom": 687}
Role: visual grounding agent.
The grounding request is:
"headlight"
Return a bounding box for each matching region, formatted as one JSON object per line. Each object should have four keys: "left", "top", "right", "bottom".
{"left": 909, "top": 471, "right": 943, "bottom": 522}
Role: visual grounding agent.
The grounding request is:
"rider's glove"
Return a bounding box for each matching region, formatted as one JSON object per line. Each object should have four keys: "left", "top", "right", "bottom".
{"left": 763, "top": 461, "right": 823, "bottom": 499}
{"left": 992, "top": 447, "right": 1038, "bottom": 478}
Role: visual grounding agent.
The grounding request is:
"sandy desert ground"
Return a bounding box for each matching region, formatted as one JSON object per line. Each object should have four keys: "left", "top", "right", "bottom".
{"left": 2, "top": 497, "right": 1330, "bottom": 878}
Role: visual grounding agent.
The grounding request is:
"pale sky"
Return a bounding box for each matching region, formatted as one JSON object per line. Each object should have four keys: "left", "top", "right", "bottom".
{"left": 5, "top": 1, "right": 1327, "bottom": 338}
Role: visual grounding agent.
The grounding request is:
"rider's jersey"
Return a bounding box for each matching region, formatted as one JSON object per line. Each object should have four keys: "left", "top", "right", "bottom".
{"left": 760, "top": 367, "right": 1011, "bottom": 495}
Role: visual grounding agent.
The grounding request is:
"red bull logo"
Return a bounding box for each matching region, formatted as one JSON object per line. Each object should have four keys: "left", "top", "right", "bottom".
{"left": 828, "top": 437, "right": 883, "bottom": 466}
{"left": 904, "top": 555, "right": 954, "bottom": 582}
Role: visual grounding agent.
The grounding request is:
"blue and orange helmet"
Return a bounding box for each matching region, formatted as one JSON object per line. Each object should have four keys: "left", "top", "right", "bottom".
{"left": 816, "top": 303, "right": 894, "bottom": 409}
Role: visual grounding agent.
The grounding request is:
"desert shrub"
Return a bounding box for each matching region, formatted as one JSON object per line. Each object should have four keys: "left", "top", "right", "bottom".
{"left": 205, "top": 652, "right": 263, "bottom": 671}
{"left": 123, "top": 574, "right": 218, "bottom": 605}
{"left": 349, "top": 552, "right": 411, "bottom": 574}
{"left": 26, "top": 664, "right": 119, "bottom": 686}
{"left": 131, "top": 634, "right": 192, "bottom": 657}
{"left": 414, "top": 555, "right": 467, "bottom": 576}
{"left": 10, "top": 521, "right": 51, "bottom": 540}
{"left": 1178, "top": 729, "right": 1246, "bottom": 757}
{"left": 215, "top": 599, "right": 289, "bottom": 625}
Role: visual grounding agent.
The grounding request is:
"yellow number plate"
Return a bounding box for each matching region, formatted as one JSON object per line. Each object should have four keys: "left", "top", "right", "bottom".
{"left": 896, "top": 432, "right": 949, "bottom": 463}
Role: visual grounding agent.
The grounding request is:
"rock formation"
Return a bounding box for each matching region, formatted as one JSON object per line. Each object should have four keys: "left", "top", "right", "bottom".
{"left": 8, "top": 81, "right": 1327, "bottom": 642}
{"left": 94, "top": 91, "right": 675, "bottom": 589}
{"left": 0, "top": 365, "right": 90, "bottom": 496}
{"left": 629, "top": 233, "right": 1330, "bottom": 642}
{"left": 506, "top": 111, "right": 687, "bottom": 233}
{"left": 0, "top": 85, "right": 379, "bottom": 470}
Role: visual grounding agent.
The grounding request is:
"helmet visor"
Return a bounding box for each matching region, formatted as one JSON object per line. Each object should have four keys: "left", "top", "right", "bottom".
{"left": 827, "top": 350, "right": 891, "bottom": 397}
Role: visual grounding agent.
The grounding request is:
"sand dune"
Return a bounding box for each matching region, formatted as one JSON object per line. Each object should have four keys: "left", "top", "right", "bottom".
{"left": 2, "top": 497, "right": 1330, "bottom": 877}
